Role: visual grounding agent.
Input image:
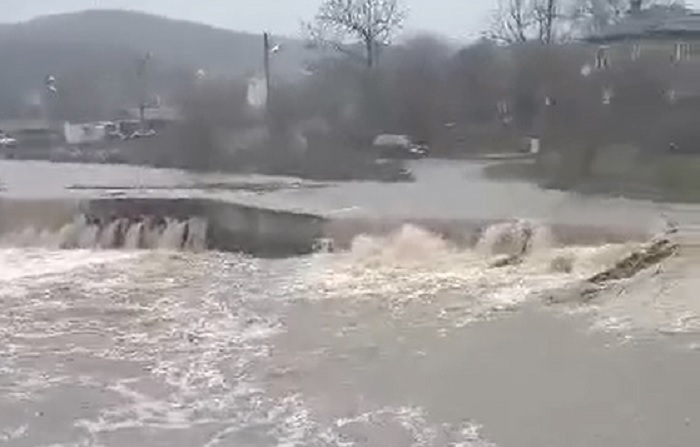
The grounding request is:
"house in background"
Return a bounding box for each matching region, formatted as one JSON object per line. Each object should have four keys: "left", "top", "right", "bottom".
{"left": 583, "top": 0, "right": 700, "bottom": 154}
{"left": 536, "top": 1, "right": 700, "bottom": 184}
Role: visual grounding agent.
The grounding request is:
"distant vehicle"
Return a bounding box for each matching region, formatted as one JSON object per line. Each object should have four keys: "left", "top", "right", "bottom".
{"left": 126, "top": 128, "right": 157, "bottom": 140}
{"left": 0, "top": 132, "right": 18, "bottom": 148}
{"left": 372, "top": 134, "right": 429, "bottom": 159}
{"left": 373, "top": 159, "right": 415, "bottom": 182}
{"left": 117, "top": 120, "right": 142, "bottom": 138}
{"left": 103, "top": 122, "right": 124, "bottom": 140}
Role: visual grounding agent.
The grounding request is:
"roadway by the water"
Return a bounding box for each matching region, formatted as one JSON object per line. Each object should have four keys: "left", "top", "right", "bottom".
{"left": 0, "top": 159, "right": 694, "bottom": 230}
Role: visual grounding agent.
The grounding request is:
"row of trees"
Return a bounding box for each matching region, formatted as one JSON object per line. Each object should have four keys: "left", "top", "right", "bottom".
{"left": 302, "top": 0, "right": 682, "bottom": 70}
{"left": 290, "top": 0, "right": 689, "bottom": 150}
{"left": 490, "top": 0, "right": 683, "bottom": 44}
{"left": 116, "top": 0, "right": 699, "bottom": 175}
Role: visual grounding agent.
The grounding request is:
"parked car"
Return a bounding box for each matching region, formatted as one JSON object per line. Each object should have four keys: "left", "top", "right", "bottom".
{"left": 373, "top": 159, "right": 415, "bottom": 182}
{"left": 0, "top": 132, "right": 18, "bottom": 148}
{"left": 103, "top": 122, "right": 125, "bottom": 140}
{"left": 372, "top": 134, "right": 429, "bottom": 159}
{"left": 126, "top": 128, "right": 157, "bottom": 140}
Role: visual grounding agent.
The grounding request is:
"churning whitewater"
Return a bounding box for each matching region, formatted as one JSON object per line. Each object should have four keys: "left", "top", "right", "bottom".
{"left": 0, "top": 217, "right": 687, "bottom": 446}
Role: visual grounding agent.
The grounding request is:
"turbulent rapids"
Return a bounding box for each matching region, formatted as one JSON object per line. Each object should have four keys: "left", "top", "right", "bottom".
{"left": 304, "top": 220, "right": 677, "bottom": 318}
{"left": 0, "top": 215, "right": 208, "bottom": 251}
{"left": 0, "top": 215, "right": 691, "bottom": 446}
{"left": 2, "top": 160, "right": 700, "bottom": 446}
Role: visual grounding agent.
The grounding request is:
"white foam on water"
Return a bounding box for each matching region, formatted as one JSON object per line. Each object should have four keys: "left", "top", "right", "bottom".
{"left": 305, "top": 224, "right": 636, "bottom": 324}
{"left": 0, "top": 425, "right": 28, "bottom": 443}
{"left": 0, "top": 246, "right": 502, "bottom": 446}
{"left": 569, "top": 251, "right": 700, "bottom": 337}
{"left": 0, "top": 251, "right": 304, "bottom": 443}
{"left": 1, "top": 219, "right": 684, "bottom": 445}
{"left": 331, "top": 406, "right": 496, "bottom": 447}
{"left": 0, "top": 248, "right": 140, "bottom": 283}
{"left": 475, "top": 219, "right": 533, "bottom": 256}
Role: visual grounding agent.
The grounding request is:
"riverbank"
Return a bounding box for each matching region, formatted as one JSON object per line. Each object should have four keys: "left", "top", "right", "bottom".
{"left": 1, "top": 139, "right": 415, "bottom": 183}
{"left": 483, "top": 157, "right": 700, "bottom": 204}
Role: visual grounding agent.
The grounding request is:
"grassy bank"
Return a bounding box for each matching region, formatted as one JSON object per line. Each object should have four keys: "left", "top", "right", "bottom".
{"left": 481, "top": 160, "right": 539, "bottom": 182}
{"left": 483, "top": 154, "right": 700, "bottom": 203}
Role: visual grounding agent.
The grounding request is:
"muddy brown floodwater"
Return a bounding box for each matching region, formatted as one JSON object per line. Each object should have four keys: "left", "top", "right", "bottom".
{"left": 1, "top": 159, "right": 700, "bottom": 446}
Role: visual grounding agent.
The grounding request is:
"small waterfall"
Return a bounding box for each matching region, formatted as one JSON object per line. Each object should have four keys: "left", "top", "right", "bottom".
{"left": 124, "top": 221, "right": 145, "bottom": 249}
{"left": 0, "top": 215, "right": 209, "bottom": 251}
{"left": 98, "top": 219, "right": 123, "bottom": 249}
{"left": 157, "top": 218, "right": 188, "bottom": 250}
{"left": 142, "top": 217, "right": 164, "bottom": 249}
{"left": 184, "top": 217, "right": 207, "bottom": 252}
{"left": 76, "top": 219, "right": 100, "bottom": 249}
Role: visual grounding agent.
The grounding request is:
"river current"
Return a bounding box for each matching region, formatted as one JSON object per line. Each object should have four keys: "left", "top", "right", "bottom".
{"left": 2, "top": 160, "right": 700, "bottom": 446}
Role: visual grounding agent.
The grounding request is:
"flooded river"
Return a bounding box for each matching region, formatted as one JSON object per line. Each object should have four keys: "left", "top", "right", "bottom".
{"left": 1, "top": 160, "right": 700, "bottom": 446}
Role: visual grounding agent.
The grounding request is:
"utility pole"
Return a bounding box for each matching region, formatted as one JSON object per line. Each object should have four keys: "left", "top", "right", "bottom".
{"left": 43, "top": 75, "right": 58, "bottom": 128}
{"left": 263, "top": 32, "right": 271, "bottom": 112}
{"left": 137, "top": 52, "right": 152, "bottom": 130}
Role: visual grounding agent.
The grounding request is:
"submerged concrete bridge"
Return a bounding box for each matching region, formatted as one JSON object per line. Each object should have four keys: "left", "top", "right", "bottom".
{"left": 1, "top": 159, "right": 699, "bottom": 255}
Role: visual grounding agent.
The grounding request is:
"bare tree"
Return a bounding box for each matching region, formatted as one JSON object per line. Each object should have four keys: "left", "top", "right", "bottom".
{"left": 490, "top": 0, "right": 532, "bottom": 43}
{"left": 306, "top": 0, "right": 407, "bottom": 68}
{"left": 534, "top": 0, "right": 559, "bottom": 44}
{"left": 570, "top": 0, "right": 627, "bottom": 33}
{"left": 490, "top": 0, "right": 564, "bottom": 44}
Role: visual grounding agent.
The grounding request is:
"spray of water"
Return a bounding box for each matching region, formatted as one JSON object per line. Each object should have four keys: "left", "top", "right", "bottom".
{"left": 475, "top": 219, "right": 554, "bottom": 256}
{"left": 305, "top": 223, "right": 640, "bottom": 324}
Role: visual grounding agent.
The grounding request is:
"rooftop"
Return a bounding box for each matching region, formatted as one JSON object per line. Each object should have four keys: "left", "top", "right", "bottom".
{"left": 587, "top": 5, "right": 700, "bottom": 42}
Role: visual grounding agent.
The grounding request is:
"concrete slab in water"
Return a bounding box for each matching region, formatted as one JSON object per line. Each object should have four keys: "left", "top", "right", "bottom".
{"left": 0, "top": 159, "right": 686, "bottom": 249}
{"left": 0, "top": 159, "right": 679, "bottom": 228}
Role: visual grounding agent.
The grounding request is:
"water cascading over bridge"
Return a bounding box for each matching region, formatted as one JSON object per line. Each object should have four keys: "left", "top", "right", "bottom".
{"left": 0, "top": 197, "right": 327, "bottom": 256}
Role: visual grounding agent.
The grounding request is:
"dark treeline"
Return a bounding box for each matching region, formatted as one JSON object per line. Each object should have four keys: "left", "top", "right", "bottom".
{"left": 166, "top": 0, "right": 694, "bottom": 173}
{"left": 3, "top": 2, "right": 699, "bottom": 190}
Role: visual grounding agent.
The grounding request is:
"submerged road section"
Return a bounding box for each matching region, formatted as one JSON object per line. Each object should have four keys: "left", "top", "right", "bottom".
{"left": 0, "top": 158, "right": 694, "bottom": 250}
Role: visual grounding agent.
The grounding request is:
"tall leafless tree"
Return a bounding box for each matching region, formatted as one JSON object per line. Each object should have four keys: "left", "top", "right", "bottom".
{"left": 490, "top": 0, "right": 563, "bottom": 44}
{"left": 490, "top": 0, "right": 532, "bottom": 43}
{"left": 534, "top": 0, "right": 559, "bottom": 44}
{"left": 492, "top": 0, "right": 686, "bottom": 44}
{"left": 306, "top": 0, "right": 407, "bottom": 68}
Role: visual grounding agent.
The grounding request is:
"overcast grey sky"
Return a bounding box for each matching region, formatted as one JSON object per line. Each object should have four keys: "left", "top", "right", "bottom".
{"left": 3, "top": 1, "right": 700, "bottom": 41}
{"left": 0, "top": 0, "right": 499, "bottom": 41}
